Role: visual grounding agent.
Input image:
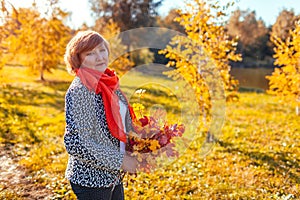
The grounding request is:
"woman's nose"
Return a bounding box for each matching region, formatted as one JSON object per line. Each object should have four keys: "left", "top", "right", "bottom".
{"left": 96, "top": 50, "right": 103, "bottom": 60}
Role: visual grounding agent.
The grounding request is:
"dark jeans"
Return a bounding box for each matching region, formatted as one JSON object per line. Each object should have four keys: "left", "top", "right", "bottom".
{"left": 70, "top": 182, "right": 124, "bottom": 200}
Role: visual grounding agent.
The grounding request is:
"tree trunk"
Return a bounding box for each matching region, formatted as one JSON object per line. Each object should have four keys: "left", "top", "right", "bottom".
{"left": 296, "top": 97, "right": 300, "bottom": 116}
{"left": 206, "top": 131, "right": 215, "bottom": 143}
{"left": 40, "top": 68, "right": 45, "bottom": 81}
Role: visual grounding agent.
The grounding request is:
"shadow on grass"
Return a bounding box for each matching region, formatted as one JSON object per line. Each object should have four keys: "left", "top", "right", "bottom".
{"left": 218, "top": 140, "right": 300, "bottom": 184}
{"left": 1, "top": 84, "right": 65, "bottom": 111}
{"left": 121, "top": 85, "right": 182, "bottom": 115}
{"left": 39, "top": 79, "right": 71, "bottom": 92}
{"left": 121, "top": 84, "right": 173, "bottom": 97}
{"left": 131, "top": 95, "right": 182, "bottom": 114}
{"left": 0, "top": 80, "right": 70, "bottom": 144}
{"left": 0, "top": 103, "right": 42, "bottom": 144}
{"left": 238, "top": 87, "right": 265, "bottom": 93}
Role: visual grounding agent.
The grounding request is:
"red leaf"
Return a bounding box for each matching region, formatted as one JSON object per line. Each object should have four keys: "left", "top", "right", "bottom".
{"left": 139, "top": 116, "right": 149, "bottom": 127}
{"left": 165, "top": 144, "right": 178, "bottom": 157}
{"left": 159, "top": 135, "right": 169, "bottom": 146}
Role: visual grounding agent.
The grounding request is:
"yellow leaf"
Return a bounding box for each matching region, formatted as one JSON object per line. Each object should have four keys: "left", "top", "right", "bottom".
{"left": 149, "top": 140, "right": 160, "bottom": 151}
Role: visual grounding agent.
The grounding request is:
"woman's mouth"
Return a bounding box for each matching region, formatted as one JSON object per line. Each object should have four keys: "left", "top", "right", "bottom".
{"left": 96, "top": 63, "right": 105, "bottom": 66}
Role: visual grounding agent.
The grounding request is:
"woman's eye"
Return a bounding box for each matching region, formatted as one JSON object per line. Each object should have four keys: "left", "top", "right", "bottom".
{"left": 100, "top": 49, "right": 106, "bottom": 52}
{"left": 86, "top": 52, "right": 95, "bottom": 56}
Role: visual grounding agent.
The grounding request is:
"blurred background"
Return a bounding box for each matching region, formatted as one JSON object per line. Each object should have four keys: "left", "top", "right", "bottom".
{"left": 0, "top": 0, "right": 299, "bottom": 199}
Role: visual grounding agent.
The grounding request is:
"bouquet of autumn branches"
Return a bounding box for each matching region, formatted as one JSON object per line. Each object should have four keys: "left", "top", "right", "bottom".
{"left": 126, "top": 103, "right": 185, "bottom": 172}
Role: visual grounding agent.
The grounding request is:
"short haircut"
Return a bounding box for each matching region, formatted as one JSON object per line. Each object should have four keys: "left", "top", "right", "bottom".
{"left": 64, "top": 30, "right": 110, "bottom": 75}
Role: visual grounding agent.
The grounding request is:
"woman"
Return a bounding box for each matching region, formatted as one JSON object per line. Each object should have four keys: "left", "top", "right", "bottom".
{"left": 63, "top": 30, "right": 138, "bottom": 200}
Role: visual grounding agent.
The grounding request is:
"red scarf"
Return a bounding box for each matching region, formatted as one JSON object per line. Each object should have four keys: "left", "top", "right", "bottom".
{"left": 76, "top": 67, "right": 135, "bottom": 143}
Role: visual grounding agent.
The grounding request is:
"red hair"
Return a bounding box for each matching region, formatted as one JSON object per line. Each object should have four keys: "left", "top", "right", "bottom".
{"left": 64, "top": 30, "right": 110, "bottom": 75}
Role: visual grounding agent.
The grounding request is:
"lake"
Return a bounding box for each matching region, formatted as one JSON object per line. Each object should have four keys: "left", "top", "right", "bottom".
{"left": 230, "top": 67, "right": 274, "bottom": 91}
{"left": 130, "top": 64, "right": 274, "bottom": 92}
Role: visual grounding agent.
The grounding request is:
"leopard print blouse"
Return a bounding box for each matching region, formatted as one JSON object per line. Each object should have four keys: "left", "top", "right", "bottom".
{"left": 64, "top": 77, "right": 131, "bottom": 188}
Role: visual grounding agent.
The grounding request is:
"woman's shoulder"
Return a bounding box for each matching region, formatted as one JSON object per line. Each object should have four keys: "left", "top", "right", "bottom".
{"left": 66, "top": 77, "right": 88, "bottom": 97}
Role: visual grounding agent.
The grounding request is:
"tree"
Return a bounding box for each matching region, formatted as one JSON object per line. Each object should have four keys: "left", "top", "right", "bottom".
{"left": 3, "top": 2, "right": 71, "bottom": 80}
{"left": 266, "top": 20, "right": 300, "bottom": 115}
{"left": 226, "top": 9, "right": 270, "bottom": 62}
{"left": 0, "top": 24, "right": 7, "bottom": 70}
{"left": 89, "top": 0, "right": 161, "bottom": 67}
{"left": 93, "top": 19, "right": 135, "bottom": 76}
{"left": 89, "top": 0, "right": 163, "bottom": 31}
{"left": 156, "top": 8, "right": 185, "bottom": 33}
{"left": 159, "top": 0, "right": 241, "bottom": 133}
{"left": 0, "top": 0, "right": 19, "bottom": 69}
{"left": 271, "top": 9, "right": 300, "bottom": 41}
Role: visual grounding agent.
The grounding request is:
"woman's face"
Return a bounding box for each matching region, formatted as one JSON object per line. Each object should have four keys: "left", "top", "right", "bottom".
{"left": 80, "top": 42, "right": 109, "bottom": 72}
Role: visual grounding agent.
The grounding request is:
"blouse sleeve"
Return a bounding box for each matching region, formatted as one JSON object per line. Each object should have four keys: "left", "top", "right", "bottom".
{"left": 64, "top": 88, "right": 124, "bottom": 171}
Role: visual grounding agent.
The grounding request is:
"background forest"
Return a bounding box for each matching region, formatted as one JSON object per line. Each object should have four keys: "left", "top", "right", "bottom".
{"left": 0, "top": 0, "right": 299, "bottom": 199}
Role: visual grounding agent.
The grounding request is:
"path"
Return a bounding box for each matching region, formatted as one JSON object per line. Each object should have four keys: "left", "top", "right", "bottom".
{"left": 0, "top": 144, "right": 53, "bottom": 199}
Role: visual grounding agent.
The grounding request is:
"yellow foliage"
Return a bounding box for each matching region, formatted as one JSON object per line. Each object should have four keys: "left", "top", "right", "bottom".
{"left": 267, "top": 20, "right": 300, "bottom": 114}
{"left": 94, "top": 19, "right": 135, "bottom": 76}
{"left": 2, "top": 7, "right": 71, "bottom": 80}
{"left": 148, "top": 139, "right": 160, "bottom": 151}
{"left": 159, "top": 0, "right": 241, "bottom": 129}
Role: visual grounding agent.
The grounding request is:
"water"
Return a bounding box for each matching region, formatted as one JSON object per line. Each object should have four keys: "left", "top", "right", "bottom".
{"left": 230, "top": 67, "right": 274, "bottom": 91}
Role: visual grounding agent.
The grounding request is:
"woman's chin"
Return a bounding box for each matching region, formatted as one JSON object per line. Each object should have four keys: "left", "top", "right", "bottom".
{"left": 95, "top": 66, "right": 107, "bottom": 72}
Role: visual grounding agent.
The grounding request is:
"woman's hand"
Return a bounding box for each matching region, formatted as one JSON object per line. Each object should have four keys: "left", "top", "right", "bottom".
{"left": 121, "top": 153, "right": 139, "bottom": 174}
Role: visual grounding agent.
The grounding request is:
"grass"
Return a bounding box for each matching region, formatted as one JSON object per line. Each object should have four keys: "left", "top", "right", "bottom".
{"left": 123, "top": 93, "right": 299, "bottom": 199}
{"left": 0, "top": 65, "right": 299, "bottom": 199}
{"left": 0, "top": 65, "right": 74, "bottom": 199}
